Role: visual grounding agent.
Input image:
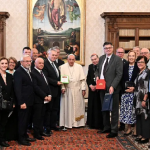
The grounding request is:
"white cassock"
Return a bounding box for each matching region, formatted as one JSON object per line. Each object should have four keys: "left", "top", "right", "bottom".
{"left": 59, "top": 63, "right": 86, "bottom": 128}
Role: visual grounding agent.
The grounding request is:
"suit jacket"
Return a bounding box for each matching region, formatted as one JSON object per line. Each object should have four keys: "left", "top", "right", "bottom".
{"left": 13, "top": 66, "right": 34, "bottom": 106}
{"left": 0, "top": 73, "right": 14, "bottom": 103}
{"left": 123, "top": 59, "right": 127, "bottom": 65}
{"left": 121, "top": 62, "right": 139, "bottom": 92}
{"left": 55, "top": 59, "right": 64, "bottom": 67}
{"left": 98, "top": 54, "right": 123, "bottom": 93}
{"left": 31, "top": 68, "right": 51, "bottom": 103}
{"left": 86, "top": 64, "right": 97, "bottom": 86}
{"left": 43, "top": 59, "right": 61, "bottom": 97}
{"left": 15, "top": 61, "right": 35, "bottom": 71}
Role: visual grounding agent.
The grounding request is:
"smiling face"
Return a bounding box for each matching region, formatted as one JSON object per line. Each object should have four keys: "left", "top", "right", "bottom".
{"left": 21, "top": 56, "right": 32, "bottom": 69}
{"left": 8, "top": 59, "right": 16, "bottom": 70}
{"left": 67, "top": 55, "right": 75, "bottom": 66}
{"left": 103, "top": 44, "right": 113, "bottom": 56}
{"left": 48, "top": 50, "right": 57, "bottom": 62}
{"left": 137, "top": 58, "right": 146, "bottom": 71}
{"left": 91, "top": 55, "right": 99, "bottom": 65}
{"left": 140, "top": 48, "right": 149, "bottom": 60}
{"left": 128, "top": 51, "right": 136, "bottom": 64}
{"left": 116, "top": 48, "right": 124, "bottom": 59}
{"left": 35, "top": 58, "right": 44, "bottom": 70}
{"left": 0, "top": 59, "right": 8, "bottom": 72}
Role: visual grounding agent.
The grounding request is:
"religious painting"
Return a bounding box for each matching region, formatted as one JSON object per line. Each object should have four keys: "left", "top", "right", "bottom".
{"left": 28, "top": 0, "right": 86, "bottom": 65}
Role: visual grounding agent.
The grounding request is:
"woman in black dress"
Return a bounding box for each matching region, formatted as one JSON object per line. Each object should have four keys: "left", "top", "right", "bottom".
{"left": 0, "top": 57, "right": 15, "bottom": 147}
{"left": 86, "top": 54, "right": 103, "bottom": 129}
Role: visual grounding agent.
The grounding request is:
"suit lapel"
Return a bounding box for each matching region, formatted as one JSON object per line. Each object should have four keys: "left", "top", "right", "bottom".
{"left": 105, "top": 54, "right": 115, "bottom": 72}
{"left": 20, "top": 67, "right": 32, "bottom": 82}
{"left": 99, "top": 55, "right": 106, "bottom": 75}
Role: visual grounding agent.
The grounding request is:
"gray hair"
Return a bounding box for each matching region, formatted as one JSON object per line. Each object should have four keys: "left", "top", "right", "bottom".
{"left": 53, "top": 46, "right": 60, "bottom": 50}
{"left": 20, "top": 55, "right": 31, "bottom": 61}
{"left": 141, "top": 48, "right": 150, "bottom": 52}
{"left": 47, "top": 48, "right": 57, "bottom": 54}
{"left": 116, "top": 47, "right": 125, "bottom": 53}
{"left": 67, "top": 54, "right": 75, "bottom": 59}
{"left": 133, "top": 46, "right": 141, "bottom": 50}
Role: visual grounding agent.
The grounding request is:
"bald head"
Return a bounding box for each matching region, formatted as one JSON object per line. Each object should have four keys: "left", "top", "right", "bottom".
{"left": 140, "top": 48, "right": 150, "bottom": 60}
{"left": 67, "top": 54, "right": 75, "bottom": 66}
{"left": 35, "top": 57, "right": 44, "bottom": 70}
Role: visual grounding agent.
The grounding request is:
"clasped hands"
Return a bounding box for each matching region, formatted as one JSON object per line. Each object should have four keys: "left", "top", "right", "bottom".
{"left": 44, "top": 96, "right": 51, "bottom": 102}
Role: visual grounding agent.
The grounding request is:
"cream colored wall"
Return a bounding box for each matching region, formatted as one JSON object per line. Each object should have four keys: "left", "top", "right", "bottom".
{"left": 0, "top": 0, "right": 150, "bottom": 74}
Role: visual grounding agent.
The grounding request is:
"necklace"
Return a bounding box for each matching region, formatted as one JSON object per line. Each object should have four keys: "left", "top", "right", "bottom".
{"left": 68, "top": 64, "right": 74, "bottom": 80}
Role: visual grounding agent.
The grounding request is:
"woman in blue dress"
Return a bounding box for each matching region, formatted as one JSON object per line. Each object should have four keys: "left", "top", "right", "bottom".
{"left": 120, "top": 50, "right": 139, "bottom": 135}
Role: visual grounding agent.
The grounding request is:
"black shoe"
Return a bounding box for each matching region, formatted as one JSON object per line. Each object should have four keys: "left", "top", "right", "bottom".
{"left": 124, "top": 131, "right": 132, "bottom": 136}
{"left": 41, "top": 132, "right": 51, "bottom": 137}
{"left": 119, "top": 126, "right": 125, "bottom": 131}
{"left": 34, "top": 136, "right": 44, "bottom": 140}
{"left": 51, "top": 126, "right": 61, "bottom": 131}
{"left": 0, "top": 141, "right": 10, "bottom": 147}
{"left": 26, "top": 138, "right": 36, "bottom": 142}
{"left": 106, "top": 132, "right": 118, "bottom": 138}
{"left": 19, "top": 140, "right": 31, "bottom": 146}
{"left": 132, "top": 134, "right": 138, "bottom": 137}
{"left": 135, "top": 137, "right": 142, "bottom": 142}
{"left": 138, "top": 139, "right": 149, "bottom": 144}
{"left": 97, "top": 129, "right": 111, "bottom": 134}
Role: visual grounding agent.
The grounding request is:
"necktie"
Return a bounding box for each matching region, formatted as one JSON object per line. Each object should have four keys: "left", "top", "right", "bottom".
{"left": 41, "top": 71, "right": 48, "bottom": 84}
{"left": 51, "top": 62, "right": 59, "bottom": 77}
{"left": 103, "top": 57, "right": 109, "bottom": 76}
{"left": 27, "top": 70, "right": 32, "bottom": 81}
{"left": 41, "top": 71, "right": 44, "bottom": 77}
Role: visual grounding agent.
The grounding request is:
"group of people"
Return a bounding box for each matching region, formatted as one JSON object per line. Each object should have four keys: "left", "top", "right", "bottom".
{"left": 0, "top": 42, "right": 150, "bottom": 148}
{"left": 87, "top": 42, "right": 150, "bottom": 148}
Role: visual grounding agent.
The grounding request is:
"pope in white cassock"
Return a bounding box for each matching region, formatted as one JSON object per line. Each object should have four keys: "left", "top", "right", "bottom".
{"left": 59, "top": 54, "right": 86, "bottom": 128}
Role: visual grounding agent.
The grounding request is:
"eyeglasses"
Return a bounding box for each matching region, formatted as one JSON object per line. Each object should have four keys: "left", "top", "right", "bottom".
{"left": 104, "top": 47, "right": 113, "bottom": 50}
{"left": 140, "top": 52, "right": 149, "bottom": 55}
{"left": 9, "top": 62, "right": 15, "bottom": 64}
{"left": 137, "top": 61, "right": 145, "bottom": 64}
{"left": 117, "top": 52, "right": 124, "bottom": 54}
{"left": 22, "top": 61, "right": 32, "bottom": 63}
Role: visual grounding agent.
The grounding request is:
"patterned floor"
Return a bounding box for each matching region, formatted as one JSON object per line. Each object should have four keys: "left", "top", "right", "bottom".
{"left": 0, "top": 127, "right": 144, "bottom": 150}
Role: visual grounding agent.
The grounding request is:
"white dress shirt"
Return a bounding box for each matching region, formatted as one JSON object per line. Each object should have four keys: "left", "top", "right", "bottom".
{"left": 100, "top": 54, "right": 112, "bottom": 79}
{"left": 21, "top": 65, "right": 32, "bottom": 81}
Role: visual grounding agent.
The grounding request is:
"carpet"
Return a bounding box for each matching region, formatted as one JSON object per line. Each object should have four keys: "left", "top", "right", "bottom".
{"left": 0, "top": 127, "right": 140, "bottom": 150}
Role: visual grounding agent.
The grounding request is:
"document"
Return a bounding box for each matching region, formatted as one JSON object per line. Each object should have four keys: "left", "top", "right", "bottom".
{"left": 61, "top": 75, "right": 69, "bottom": 84}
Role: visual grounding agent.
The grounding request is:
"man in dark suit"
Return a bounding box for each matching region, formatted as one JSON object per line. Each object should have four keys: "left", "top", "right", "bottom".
{"left": 97, "top": 42, "right": 123, "bottom": 138}
{"left": 14, "top": 55, "right": 36, "bottom": 146}
{"left": 31, "top": 58, "right": 52, "bottom": 140}
{"left": 116, "top": 47, "right": 127, "bottom": 131}
{"left": 43, "top": 48, "right": 62, "bottom": 132}
{"left": 53, "top": 46, "right": 64, "bottom": 67}
{"left": 116, "top": 47, "right": 127, "bottom": 65}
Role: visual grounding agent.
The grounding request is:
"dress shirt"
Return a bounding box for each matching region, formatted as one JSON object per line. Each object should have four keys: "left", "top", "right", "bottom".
{"left": 47, "top": 58, "right": 59, "bottom": 77}
{"left": 100, "top": 54, "right": 112, "bottom": 79}
{"left": 34, "top": 67, "right": 51, "bottom": 97}
{"left": 21, "top": 65, "right": 32, "bottom": 81}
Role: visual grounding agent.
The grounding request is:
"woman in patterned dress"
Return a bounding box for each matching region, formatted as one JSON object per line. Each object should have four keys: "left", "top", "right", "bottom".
{"left": 132, "top": 56, "right": 150, "bottom": 144}
{"left": 120, "top": 50, "right": 139, "bottom": 135}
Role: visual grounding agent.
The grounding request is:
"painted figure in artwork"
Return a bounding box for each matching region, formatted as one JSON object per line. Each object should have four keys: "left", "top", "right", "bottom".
{"left": 33, "top": 4, "right": 46, "bottom": 22}
{"left": 67, "top": 3, "right": 80, "bottom": 23}
{"left": 48, "top": 0, "right": 66, "bottom": 30}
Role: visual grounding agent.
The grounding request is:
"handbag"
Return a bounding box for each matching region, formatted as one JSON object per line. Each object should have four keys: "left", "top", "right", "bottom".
{"left": 0, "top": 86, "right": 13, "bottom": 111}
{"left": 125, "top": 81, "right": 135, "bottom": 89}
{"left": 102, "top": 93, "right": 113, "bottom": 111}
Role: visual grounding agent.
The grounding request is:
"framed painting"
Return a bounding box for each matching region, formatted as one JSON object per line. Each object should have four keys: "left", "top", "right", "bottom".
{"left": 27, "top": 0, "right": 86, "bottom": 65}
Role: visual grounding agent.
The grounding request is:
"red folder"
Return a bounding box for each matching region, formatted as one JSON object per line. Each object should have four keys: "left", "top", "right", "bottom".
{"left": 96, "top": 79, "right": 106, "bottom": 90}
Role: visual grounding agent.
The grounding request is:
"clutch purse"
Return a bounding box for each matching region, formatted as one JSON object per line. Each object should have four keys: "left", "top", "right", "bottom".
{"left": 96, "top": 79, "right": 106, "bottom": 90}
{"left": 0, "top": 86, "right": 13, "bottom": 111}
{"left": 125, "top": 81, "right": 135, "bottom": 89}
{"left": 102, "top": 93, "right": 113, "bottom": 111}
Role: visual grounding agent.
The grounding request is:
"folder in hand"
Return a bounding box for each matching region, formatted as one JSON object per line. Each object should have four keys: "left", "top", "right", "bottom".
{"left": 96, "top": 79, "right": 106, "bottom": 90}
{"left": 102, "top": 93, "right": 113, "bottom": 111}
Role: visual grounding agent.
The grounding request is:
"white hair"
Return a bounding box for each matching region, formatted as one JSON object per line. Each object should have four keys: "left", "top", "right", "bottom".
{"left": 47, "top": 48, "right": 57, "bottom": 54}
{"left": 20, "top": 55, "right": 31, "bottom": 61}
{"left": 67, "top": 54, "right": 75, "bottom": 59}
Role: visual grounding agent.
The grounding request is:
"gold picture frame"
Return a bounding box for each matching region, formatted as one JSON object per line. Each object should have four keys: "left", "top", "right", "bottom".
{"left": 27, "top": 0, "right": 86, "bottom": 65}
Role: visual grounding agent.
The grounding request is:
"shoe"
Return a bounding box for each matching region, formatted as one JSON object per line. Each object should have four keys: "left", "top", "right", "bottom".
{"left": 51, "top": 126, "right": 61, "bottom": 131}
{"left": 41, "top": 132, "right": 51, "bottom": 137}
{"left": 35, "top": 136, "right": 44, "bottom": 140}
{"left": 132, "top": 134, "right": 138, "bottom": 137}
{"left": 26, "top": 138, "right": 36, "bottom": 142}
{"left": 0, "top": 141, "right": 10, "bottom": 147}
{"left": 135, "top": 137, "right": 142, "bottom": 142}
{"left": 106, "top": 132, "right": 118, "bottom": 138}
{"left": 138, "top": 139, "right": 149, "bottom": 144}
{"left": 97, "top": 129, "right": 111, "bottom": 134}
{"left": 124, "top": 131, "right": 132, "bottom": 136}
{"left": 19, "top": 140, "right": 31, "bottom": 146}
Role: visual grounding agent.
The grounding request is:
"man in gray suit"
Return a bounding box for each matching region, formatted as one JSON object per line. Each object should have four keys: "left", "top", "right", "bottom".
{"left": 97, "top": 42, "right": 123, "bottom": 138}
